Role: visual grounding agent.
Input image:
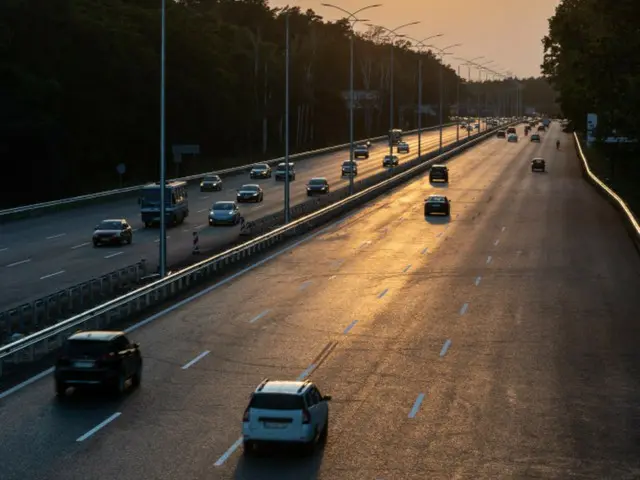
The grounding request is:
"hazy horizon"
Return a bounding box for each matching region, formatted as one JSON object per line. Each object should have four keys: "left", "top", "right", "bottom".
{"left": 269, "top": 0, "right": 561, "bottom": 78}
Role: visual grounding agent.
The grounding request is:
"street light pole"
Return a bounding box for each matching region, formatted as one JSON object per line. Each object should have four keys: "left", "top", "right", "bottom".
{"left": 284, "top": 10, "right": 290, "bottom": 223}
{"left": 322, "top": 4, "right": 382, "bottom": 196}
{"left": 407, "top": 34, "right": 443, "bottom": 159}
{"left": 456, "top": 65, "right": 460, "bottom": 141}
{"left": 159, "top": 0, "right": 167, "bottom": 277}
{"left": 427, "top": 43, "right": 461, "bottom": 152}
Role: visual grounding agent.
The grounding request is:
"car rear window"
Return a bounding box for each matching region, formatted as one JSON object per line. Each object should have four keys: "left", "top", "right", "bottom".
{"left": 250, "top": 393, "right": 305, "bottom": 410}
{"left": 64, "top": 340, "right": 110, "bottom": 357}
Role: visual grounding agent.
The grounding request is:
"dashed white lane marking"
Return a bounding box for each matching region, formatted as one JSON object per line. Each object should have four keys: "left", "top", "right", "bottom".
{"left": 104, "top": 252, "right": 123, "bottom": 259}
{"left": 0, "top": 247, "right": 8, "bottom": 252}
{"left": 343, "top": 320, "right": 358, "bottom": 334}
{"left": 440, "top": 339, "right": 452, "bottom": 357}
{"left": 76, "top": 412, "right": 122, "bottom": 442}
{"left": 46, "top": 233, "right": 66, "bottom": 240}
{"left": 408, "top": 393, "right": 426, "bottom": 418}
{"left": 486, "top": 255, "right": 492, "bottom": 264}
{"left": 299, "top": 280, "right": 313, "bottom": 291}
{"left": 475, "top": 276, "right": 482, "bottom": 286}
{"left": 181, "top": 350, "right": 210, "bottom": 370}
{"left": 6, "top": 259, "right": 31, "bottom": 267}
{"left": 154, "top": 236, "right": 171, "bottom": 243}
{"left": 494, "top": 239, "right": 500, "bottom": 246}
{"left": 502, "top": 226, "right": 506, "bottom": 232}
{"left": 72, "top": 242, "right": 90, "bottom": 249}
{"left": 421, "top": 247, "right": 429, "bottom": 254}
{"left": 249, "top": 309, "right": 270, "bottom": 323}
{"left": 40, "top": 270, "right": 65, "bottom": 280}
{"left": 403, "top": 264, "right": 412, "bottom": 273}
{"left": 460, "top": 303, "right": 469, "bottom": 315}
{"left": 378, "top": 288, "right": 388, "bottom": 299}
{"left": 197, "top": 208, "right": 208, "bottom": 213}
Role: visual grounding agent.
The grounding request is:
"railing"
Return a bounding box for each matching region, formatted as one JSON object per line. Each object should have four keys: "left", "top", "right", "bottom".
{"left": 573, "top": 133, "right": 640, "bottom": 252}
{"left": 0, "top": 122, "right": 509, "bottom": 378}
{"left": 0, "top": 123, "right": 458, "bottom": 223}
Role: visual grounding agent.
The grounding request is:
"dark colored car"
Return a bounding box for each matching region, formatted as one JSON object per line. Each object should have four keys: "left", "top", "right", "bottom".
{"left": 200, "top": 174, "right": 222, "bottom": 192}
{"left": 496, "top": 130, "right": 506, "bottom": 138}
{"left": 209, "top": 201, "right": 241, "bottom": 226}
{"left": 537, "top": 125, "right": 546, "bottom": 131}
{"left": 354, "top": 145, "right": 369, "bottom": 159}
{"left": 275, "top": 162, "right": 296, "bottom": 181}
{"left": 237, "top": 184, "right": 264, "bottom": 203}
{"left": 93, "top": 219, "right": 133, "bottom": 247}
{"left": 397, "top": 142, "right": 410, "bottom": 153}
{"left": 342, "top": 161, "right": 358, "bottom": 176}
{"left": 429, "top": 165, "right": 449, "bottom": 183}
{"left": 531, "top": 158, "right": 546, "bottom": 172}
{"left": 383, "top": 155, "right": 399, "bottom": 167}
{"left": 306, "top": 177, "right": 330, "bottom": 196}
{"left": 250, "top": 164, "right": 272, "bottom": 179}
{"left": 506, "top": 127, "right": 516, "bottom": 135}
{"left": 424, "top": 195, "right": 451, "bottom": 216}
{"left": 54, "top": 330, "right": 142, "bottom": 396}
{"left": 530, "top": 133, "right": 541, "bottom": 142}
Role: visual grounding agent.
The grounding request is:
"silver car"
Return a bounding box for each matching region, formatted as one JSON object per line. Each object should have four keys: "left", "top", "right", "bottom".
{"left": 209, "top": 201, "right": 241, "bottom": 226}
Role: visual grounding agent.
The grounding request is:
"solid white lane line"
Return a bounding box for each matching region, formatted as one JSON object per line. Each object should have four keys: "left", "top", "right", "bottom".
{"left": 486, "top": 255, "right": 492, "bottom": 264}
{"left": 475, "top": 276, "right": 482, "bottom": 286}
{"left": 408, "top": 393, "right": 426, "bottom": 418}
{"left": 72, "top": 242, "right": 90, "bottom": 249}
{"left": 46, "top": 233, "right": 66, "bottom": 240}
{"left": 249, "top": 309, "right": 270, "bottom": 323}
{"left": 460, "top": 303, "right": 469, "bottom": 315}
{"left": 440, "top": 339, "right": 452, "bottom": 357}
{"left": 343, "top": 320, "right": 358, "bottom": 334}
{"left": 40, "top": 270, "right": 65, "bottom": 280}
{"left": 403, "top": 264, "right": 412, "bottom": 273}
{"left": 494, "top": 239, "right": 500, "bottom": 246}
{"left": 299, "top": 280, "right": 312, "bottom": 291}
{"left": 6, "top": 259, "right": 31, "bottom": 267}
{"left": 76, "top": 412, "right": 122, "bottom": 442}
{"left": 378, "top": 288, "right": 388, "bottom": 299}
{"left": 214, "top": 438, "right": 243, "bottom": 467}
{"left": 104, "top": 252, "right": 123, "bottom": 259}
{"left": 181, "top": 350, "right": 210, "bottom": 370}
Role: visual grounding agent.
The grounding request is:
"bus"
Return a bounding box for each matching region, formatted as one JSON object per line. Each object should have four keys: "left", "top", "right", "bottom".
{"left": 389, "top": 129, "right": 403, "bottom": 145}
{"left": 139, "top": 181, "right": 190, "bottom": 227}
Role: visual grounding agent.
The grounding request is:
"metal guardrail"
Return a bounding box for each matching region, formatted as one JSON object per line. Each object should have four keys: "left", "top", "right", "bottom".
{"left": 573, "top": 133, "right": 640, "bottom": 251}
{"left": 0, "top": 122, "right": 509, "bottom": 377}
{"left": 0, "top": 261, "right": 148, "bottom": 345}
{"left": 0, "top": 123, "right": 458, "bottom": 223}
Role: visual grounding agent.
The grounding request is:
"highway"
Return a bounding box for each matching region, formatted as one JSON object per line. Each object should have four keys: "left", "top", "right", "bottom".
{"left": 0, "top": 124, "right": 478, "bottom": 311}
{"left": 3, "top": 122, "right": 639, "bottom": 479}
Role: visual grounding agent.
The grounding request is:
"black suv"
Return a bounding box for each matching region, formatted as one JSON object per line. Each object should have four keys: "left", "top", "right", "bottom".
{"left": 429, "top": 165, "right": 449, "bottom": 183}
{"left": 531, "top": 158, "right": 546, "bottom": 172}
{"left": 54, "top": 330, "right": 142, "bottom": 396}
{"left": 496, "top": 130, "right": 506, "bottom": 138}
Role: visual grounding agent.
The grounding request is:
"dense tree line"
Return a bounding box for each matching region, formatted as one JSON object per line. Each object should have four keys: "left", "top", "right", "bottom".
{"left": 1, "top": 0, "right": 543, "bottom": 208}
{"left": 542, "top": 0, "right": 640, "bottom": 138}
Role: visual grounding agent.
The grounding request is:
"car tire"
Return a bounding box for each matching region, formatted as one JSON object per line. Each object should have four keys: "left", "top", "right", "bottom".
{"left": 319, "top": 418, "right": 328, "bottom": 444}
{"left": 307, "top": 192, "right": 312, "bottom": 197}
{"left": 55, "top": 380, "right": 67, "bottom": 397}
{"left": 93, "top": 241, "right": 98, "bottom": 248}
{"left": 114, "top": 373, "right": 126, "bottom": 395}
{"left": 303, "top": 429, "right": 318, "bottom": 455}
{"left": 445, "top": 207, "right": 451, "bottom": 216}
{"left": 132, "top": 365, "right": 142, "bottom": 388}
{"left": 243, "top": 440, "right": 255, "bottom": 455}
{"left": 127, "top": 236, "right": 132, "bottom": 245}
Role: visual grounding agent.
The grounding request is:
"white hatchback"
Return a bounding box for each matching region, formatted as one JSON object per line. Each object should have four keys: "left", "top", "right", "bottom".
{"left": 242, "top": 379, "right": 331, "bottom": 454}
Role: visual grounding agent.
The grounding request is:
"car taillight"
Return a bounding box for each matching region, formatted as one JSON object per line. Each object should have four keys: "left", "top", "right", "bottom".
{"left": 242, "top": 408, "right": 250, "bottom": 422}
{"left": 302, "top": 409, "right": 311, "bottom": 424}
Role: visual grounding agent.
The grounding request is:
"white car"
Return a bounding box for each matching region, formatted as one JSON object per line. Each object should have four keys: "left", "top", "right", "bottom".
{"left": 507, "top": 133, "right": 518, "bottom": 142}
{"left": 242, "top": 379, "right": 331, "bottom": 454}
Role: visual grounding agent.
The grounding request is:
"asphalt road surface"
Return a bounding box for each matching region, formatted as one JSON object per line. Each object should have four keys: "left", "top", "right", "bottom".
{"left": 0, "top": 124, "right": 481, "bottom": 311}
{"left": 4, "top": 122, "right": 639, "bottom": 480}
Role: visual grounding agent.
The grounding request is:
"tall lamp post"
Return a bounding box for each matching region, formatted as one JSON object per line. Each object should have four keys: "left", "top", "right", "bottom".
{"left": 321, "top": 3, "right": 382, "bottom": 196}
{"left": 159, "top": 0, "right": 167, "bottom": 277}
{"left": 284, "top": 10, "right": 291, "bottom": 223}
{"left": 474, "top": 60, "right": 495, "bottom": 131}
{"left": 455, "top": 56, "right": 484, "bottom": 136}
{"left": 368, "top": 22, "right": 421, "bottom": 159}
{"left": 426, "top": 43, "right": 462, "bottom": 152}
{"left": 407, "top": 34, "right": 443, "bottom": 159}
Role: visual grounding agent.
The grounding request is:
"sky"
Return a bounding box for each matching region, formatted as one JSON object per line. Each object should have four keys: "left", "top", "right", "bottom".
{"left": 269, "top": 0, "right": 562, "bottom": 78}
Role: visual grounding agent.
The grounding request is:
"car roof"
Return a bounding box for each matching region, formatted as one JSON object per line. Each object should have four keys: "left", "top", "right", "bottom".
{"left": 532, "top": 157, "right": 545, "bottom": 161}
{"left": 427, "top": 195, "right": 447, "bottom": 201}
{"left": 100, "top": 219, "right": 125, "bottom": 224}
{"left": 432, "top": 164, "right": 447, "bottom": 169}
{"left": 214, "top": 201, "right": 235, "bottom": 205}
{"left": 204, "top": 174, "right": 219, "bottom": 177}
{"left": 68, "top": 330, "right": 124, "bottom": 342}
{"left": 255, "top": 380, "right": 311, "bottom": 395}
{"left": 240, "top": 184, "right": 260, "bottom": 188}
{"left": 277, "top": 162, "right": 294, "bottom": 166}
{"left": 252, "top": 164, "right": 269, "bottom": 168}
{"left": 310, "top": 177, "right": 328, "bottom": 182}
